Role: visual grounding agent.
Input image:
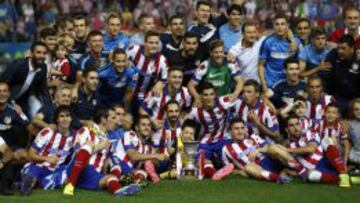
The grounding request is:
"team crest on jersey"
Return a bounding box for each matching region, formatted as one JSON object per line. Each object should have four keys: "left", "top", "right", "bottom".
{"left": 3, "top": 116, "right": 11, "bottom": 124}
{"left": 350, "top": 63, "right": 359, "bottom": 74}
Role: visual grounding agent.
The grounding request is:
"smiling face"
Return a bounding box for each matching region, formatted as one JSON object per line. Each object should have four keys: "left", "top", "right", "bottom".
{"left": 136, "top": 117, "right": 152, "bottom": 138}
{"left": 196, "top": 4, "right": 211, "bottom": 24}
{"left": 210, "top": 45, "right": 225, "bottom": 66}
{"left": 166, "top": 103, "right": 180, "bottom": 123}
{"left": 201, "top": 88, "right": 216, "bottom": 108}
{"left": 325, "top": 106, "right": 339, "bottom": 123}
{"left": 345, "top": 9, "right": 360, "bottom": 31}
{"left": 168, "top": 70, "right": 183, "bottom": 90}
{"left": 296, "top": 21, "right": 310, "bottom": 41}
{"left": 31, "top": 45, "right": 48, "bottom": 67}
{"left": 88, "top": 35, "right": 104, "bottom": 54}
{"left": 285, "top": 62, "right": 300, "bottom": 83}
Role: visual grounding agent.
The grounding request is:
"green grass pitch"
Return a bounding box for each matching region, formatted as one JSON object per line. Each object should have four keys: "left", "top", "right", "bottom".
{"left": 1, "top": 177, "right": 359, "bottom": 203}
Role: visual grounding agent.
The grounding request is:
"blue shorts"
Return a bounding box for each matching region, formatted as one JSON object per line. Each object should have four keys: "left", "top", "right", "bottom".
{"left": 156, "top": 161, "right": 173, "bottom": 173}
{"left": 21, "top": 163, "right": 68, "bottom": 189}
{"left": 117, "top": 159, "right": 135, "bottom": 175}
{"left": 65, "top": 157, "right": 105, "bottom": 190}
{"left": 196, "top": 139, "right": 232, "bottom": 161}
{"left": 315, "top": 157, "right": 338, "bottom": 176}
{"left": 258, "top": 155, "right": 284, "bottom": 173}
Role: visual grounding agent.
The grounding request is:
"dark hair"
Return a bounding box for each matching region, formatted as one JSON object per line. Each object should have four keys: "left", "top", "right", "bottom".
{"left": 145, "top": 30, "right": 160, "bottom": 42}
{"left": 0, "top": 79, "right": 9, "bottom": 88}
{"left": 55, "top": 17, "right": 73, "bottom": 31}
{"left": 293, "top": 95, "right": 306, "bottom": 103}
{"left": 284, "top": 114, "right": 299, "bottom": 127}
{"left": 241, "top": 21, "right": 257, "bottom": 33}
{"left": 30, "top": 41, "right": 48, "bottom": 52}
{"left": 325, "top": 102, "right": 340, "bottom": 112}
{"left": 338, "top": 35, "right": 355, "bottom": 47}
{"left": 311, "top": 27, "right": 326, "bottom": 39}
{"left": 39, "top": 27, "right": 57, "bottom": 39}
{"left": 169, "top": 14, "right": 184, "bottom": 26}
{"left": 209, "top": 39, "right": 224, "bottom": 51}
{"left": 244, "top": 79, "right": 261, "bottom": 93}
{"left": 106, "top": 12, "right": 121, "bottom": 23}
{"left": 274, "top": 12, "right": 288, "bottom": 22}
{"left": 136, "top": 115, "right": 152, "bottom": 126}
{"left": 184, "top": 31, "right": 199, "bottom": 41}
{"left": 307, "top": 75, "right": 324, "bottom": 88}
{"left": 112, "top": 48, "right": 127, "bottom": 59}
{"left": 284, "top": 57, "right": 299, "bottom": 70}
{"left": 296, "top": 18, "right": 310, "bottom": 27}
{"left": 168, "top": 66, "right": 183, "bottom": 74}
{"left": 227, "top": 4, "right": 244, "bottom": 16}
{"left": 73, "top": 14, "right": 88, "bottom": 25}
{"left": 181, "top": 119, "right": 200, "bottom": 140}
{"left": 196, "top": 1, "right": 211, "bottom": 10}
{"left": 197, "top": 81, "right": 215, "bottom": 94}
{"left": 83, "top": 67, "right": 98, "bottom": 78}
{"left": 229, "top": 117, "right": 245, "bottom": 128}
{"left": 166, "top": 100, "right": 180, "bottom": 110}
{"left": 54, "top": 105, "right": 72, "bottom": 124}
{"left": 94, "top": 108, "right": 111, "bottom": 124}
{"left": 87, "top": 30, "right": 103, "bottom": 41}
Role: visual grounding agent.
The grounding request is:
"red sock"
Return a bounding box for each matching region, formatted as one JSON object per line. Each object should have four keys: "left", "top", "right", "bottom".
{"left": 325, "top": 145, "right": 347, "bottom": 174}
{"left": 68, "top": 148, "right": 91, "bottom": 185}
{"left": 134, "top": 170, "right": 147, "bottom": 182}
{"left": 320, "top": 173, "right": 339, "bottom": 184}
{"left": 204, "top": 164, "right": 216, "bottom": 178}
{"left": 107, "top": 178, "right": 122, "bottom": 194}
{"left": 110, "top": 166, "right": 122, "bottom": 178}
{"left": 260, "top": 171, "right": 279, "bottom": 182}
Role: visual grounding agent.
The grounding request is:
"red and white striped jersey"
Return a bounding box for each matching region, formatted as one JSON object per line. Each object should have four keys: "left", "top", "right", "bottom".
{"left": 74, "top": 127, "right": 109, "bottom": 173}
{"left": 142, "top": 85, "right": 192, "bottom": 120}
{"left": 299, "top": 116, "right": 314, "bottom": 132}
{"left": 222, "top": 134, "right": 266, "bottom": 169}
{"left": 306, "top": 94, "right": 335, "bottom": 122}
{"left": 111, "top": 130, "right": 155, "bottom": 168}
{"left": 313, "top": 120, "right": 348, "bottom": 143}
{"left": 233, "top": 98, "right": 279, "bottom": 142}
{"left": 152, "top": 121, "right": 182, "bottom": 156}
{"left": 30, "top": 128, "right": 75, "bottom": 171}
{"left": 187, "top": 96, "right": 236, "bottom": 144}
{"left": 127, "top": 45, "right": 168, "bottom": 98}
{"left": 289, "top": 130, "right": 324, "bottom": 170}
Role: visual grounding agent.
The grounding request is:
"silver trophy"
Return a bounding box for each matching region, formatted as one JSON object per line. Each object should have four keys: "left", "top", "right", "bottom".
{"left": 181, "top": 141, "right": 199, "bottom": 178}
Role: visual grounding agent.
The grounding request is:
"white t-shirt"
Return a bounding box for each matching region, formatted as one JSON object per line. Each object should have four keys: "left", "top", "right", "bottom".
{"left": 229, "top": 36, "right": 266, "bottom": 82}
